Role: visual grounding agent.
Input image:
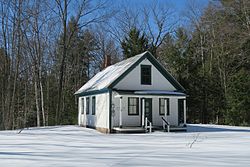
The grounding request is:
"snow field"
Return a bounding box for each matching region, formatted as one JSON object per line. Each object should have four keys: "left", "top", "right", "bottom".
{"left": 0, "top": 124, "right": 250, "bottom": 167}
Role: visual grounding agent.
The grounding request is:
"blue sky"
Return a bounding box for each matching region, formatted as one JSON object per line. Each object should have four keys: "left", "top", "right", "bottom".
{"left": 111, "top": 0, "right": 209, "bottom": 14}
{"left": 72, "top": 0, "right": 210, "bottom": 31}
{"left": 109, "top": 0, "right": 210, "bottom": 28}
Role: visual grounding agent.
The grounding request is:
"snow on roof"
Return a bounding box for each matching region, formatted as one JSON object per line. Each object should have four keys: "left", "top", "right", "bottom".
{"left": 134, "top": 90, "right": 186, "bottom": 96}
{"left": 75, "top": 51, "right": 148, "bottom": 94}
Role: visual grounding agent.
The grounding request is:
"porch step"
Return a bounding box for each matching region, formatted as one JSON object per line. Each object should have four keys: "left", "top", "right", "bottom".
{"left": 113, "top": 126, "right": 187, "bottom": 133}
{"left": 153, "top": 126, "right": 187, "bottom": 132}
{"left": 113, "top": 127, "right": 146, "bottom": 133}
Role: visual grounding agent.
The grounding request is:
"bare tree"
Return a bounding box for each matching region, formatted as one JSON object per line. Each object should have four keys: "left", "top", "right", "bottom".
{"left": 143, "top": 2, "right": 177, "bottom": 57}
{"left": 107, "top": 5, "right": 141, "bottom": 44}
{"left": 51, "top": 0, "right": 112, "bottom": 124}
{"left": 108, "top": 2, "right": 177, "bottom": 58}
{"left": 95, "top": 26, "right": 120, "bottom": 70}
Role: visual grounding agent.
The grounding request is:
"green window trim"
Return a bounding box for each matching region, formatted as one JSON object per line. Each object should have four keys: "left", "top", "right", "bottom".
{"left": 141, "top": 65, "right": 152, "bottom": 85}
{"left": 128, "top": 97, "right": 139, "bottom": 115}
{"left": 92, "top": 96, "right": 96, "bottom": 115}
{"left": 86, "top": 97, "right": 90, "bottom": 115}
{"left": 159, "top": 98, "right": 170, "bottom": 116}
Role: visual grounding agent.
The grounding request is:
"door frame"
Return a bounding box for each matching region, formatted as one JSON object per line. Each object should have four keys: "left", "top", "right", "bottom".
{"left": 140, "top": 98, "right": 153, "bottom": 125}
{"left": 178, "top": 99, "right": 184, "bottom": 125}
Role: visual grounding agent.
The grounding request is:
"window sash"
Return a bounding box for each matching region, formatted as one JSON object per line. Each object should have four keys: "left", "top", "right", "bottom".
{"left": 86, "top": 97, "right": 90, "bottom": 114}
{"left": 128, "top": 97, "right": 139, "bottom": 115}
{"left": 159, "top": 98, "right": 169, "bottom": 115}
{"left": 141, "top": 65, "right": 151, "bottom": 85}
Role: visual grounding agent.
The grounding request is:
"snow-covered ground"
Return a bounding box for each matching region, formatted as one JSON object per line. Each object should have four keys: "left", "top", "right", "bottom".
{"left": 0, "top": 124, "right": 250, "bottom": 167}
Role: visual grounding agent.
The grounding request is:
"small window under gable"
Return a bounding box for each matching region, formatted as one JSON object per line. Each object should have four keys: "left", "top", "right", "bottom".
{"left": 141, "top": 65, "right": 151, "bottom": 85}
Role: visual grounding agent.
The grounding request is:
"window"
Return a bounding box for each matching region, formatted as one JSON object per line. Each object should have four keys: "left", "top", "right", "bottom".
{"left": 159, "top": 98, "right": 170, "bottom": 115}
{"left": 141, "top": 65, "right": 151, "bottom": 85}
{"left": 81, "top": 98, "right": 84, "bottom": 114}
{"left": 128, "top": 97, "right": 139, "bottom": 115}
{"left": 178, "top": 99, "right": 184, "bottom": 125}
{"left": 86, "top": 97, "right": 90, "bottom": 114}
{"left": 92, "top": 96, "right": 96, "bottom": 115}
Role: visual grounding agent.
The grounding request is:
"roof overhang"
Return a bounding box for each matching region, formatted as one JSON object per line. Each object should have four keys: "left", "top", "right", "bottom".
{"left": 114, "top": 89, "right": 187, "bottom": 97}
{"left": 134, "top": 90, "right": 186, "bottom": 96}
{"left": 75, "top": 88, "right": 109, "bottom": 97}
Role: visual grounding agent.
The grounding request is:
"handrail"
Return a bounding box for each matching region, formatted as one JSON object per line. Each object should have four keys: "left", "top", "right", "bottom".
{"left": 161, "top": 117, "right": 170, "bottom": 132}
{"left": 145, "top": 117, "right": 152, "bottom": 133}
{"left": 161, "top": 117, "right": 169, "bottom": 125}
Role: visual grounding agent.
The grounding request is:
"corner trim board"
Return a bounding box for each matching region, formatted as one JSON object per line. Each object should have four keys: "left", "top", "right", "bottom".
{"left": 109, "top": 89, "right": 112, "bottom": 132}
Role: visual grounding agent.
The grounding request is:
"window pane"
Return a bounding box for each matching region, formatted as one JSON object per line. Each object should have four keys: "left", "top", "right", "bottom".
{"left": 160, "top": 99, "right": 164, "bottom": 107}
{"left": 129, "top": 106, "right": 132, "bottom": 113}
{"left": 132, "top": 106, "right": 136, "bottom": 114}
{"left": 131, "top": 98, "right": 135, "bottom": 105}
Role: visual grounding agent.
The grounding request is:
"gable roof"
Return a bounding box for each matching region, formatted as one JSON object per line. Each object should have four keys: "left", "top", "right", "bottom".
{"left": 75, "top": 51, "right": 185, "bottom": 96}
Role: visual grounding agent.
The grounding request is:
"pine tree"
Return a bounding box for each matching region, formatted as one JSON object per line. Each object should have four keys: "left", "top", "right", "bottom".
{"left": 226, "top": 68, "right": 250, "bottom": 125}
{"left": 121, "top": 27, "right": 149, "bottom": 58}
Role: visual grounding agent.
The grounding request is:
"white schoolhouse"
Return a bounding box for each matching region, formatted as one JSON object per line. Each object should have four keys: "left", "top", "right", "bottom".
{"left": 75, "top": 51, "right": 187, "bottom": 133}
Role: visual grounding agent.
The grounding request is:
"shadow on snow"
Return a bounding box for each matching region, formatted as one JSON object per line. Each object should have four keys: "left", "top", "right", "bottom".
{"left": 187, "top": 124, "right": 250, "bottom": 133}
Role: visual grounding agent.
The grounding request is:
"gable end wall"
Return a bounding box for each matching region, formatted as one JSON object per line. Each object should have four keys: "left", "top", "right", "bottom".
{"left": 114, "top": 58, "right": 177, "bottom": 91}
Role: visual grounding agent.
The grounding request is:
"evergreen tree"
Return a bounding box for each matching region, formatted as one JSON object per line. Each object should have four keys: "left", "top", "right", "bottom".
{"left": 159, "top": 1, "right": 250, "bottom": 125}
{"left": 121, "top": 27, "right": 149, "bottom": 58}
{"left": 226, "top": 68, "right": 250, "bottom": 125}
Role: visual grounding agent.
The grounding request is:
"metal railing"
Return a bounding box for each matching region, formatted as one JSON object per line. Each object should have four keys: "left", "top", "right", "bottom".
{"left": 145, "top": 117, "right": 152, "bottom": 133}
{"left": 161, "top": 117, "right": 170, "bottom": 132}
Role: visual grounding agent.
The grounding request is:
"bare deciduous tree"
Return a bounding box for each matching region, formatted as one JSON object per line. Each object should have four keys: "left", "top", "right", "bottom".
{"left": 52, "top": 0, "right": 113, "bottom": 124}
{"left": 143, "top": 2, "right": 177, "bottom": 57}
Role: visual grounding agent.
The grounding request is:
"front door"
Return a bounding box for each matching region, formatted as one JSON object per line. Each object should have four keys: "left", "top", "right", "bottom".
{"left": 141, "top": 98, "right": 152, "bottom": 123}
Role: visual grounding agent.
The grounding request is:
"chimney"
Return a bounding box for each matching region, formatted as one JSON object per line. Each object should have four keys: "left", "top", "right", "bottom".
{"left": 103, "top": 54, "right": 111, "bottom": 68}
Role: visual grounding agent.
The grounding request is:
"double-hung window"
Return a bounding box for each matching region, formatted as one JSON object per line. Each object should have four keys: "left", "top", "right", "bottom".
{"left": 141, "top": 65, "right": 151, "bottom": 85}
{"left": 159, "top": 98, "right": 170, "bottom": 116}
{"left": 128, "top": 97, "right": 139, "bottom": 115}
{"left": 86, "top": 97, "right": 90, "bottom": 114}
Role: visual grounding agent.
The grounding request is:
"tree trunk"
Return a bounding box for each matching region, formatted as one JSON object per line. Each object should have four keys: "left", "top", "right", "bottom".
{"left": 24, "top": 73, "right": 28, "bottom": 128}
{"left": 56, "top": 0, "right": 68, "bottom": 125}
{"left": 46, "top": 76, "right": 49, "bottom": 126}
{"left": 40, "top": 79, "right": 45, "bottom": 126}
{"left": 34, "top": 67, "right": 40, "bottom": 127}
